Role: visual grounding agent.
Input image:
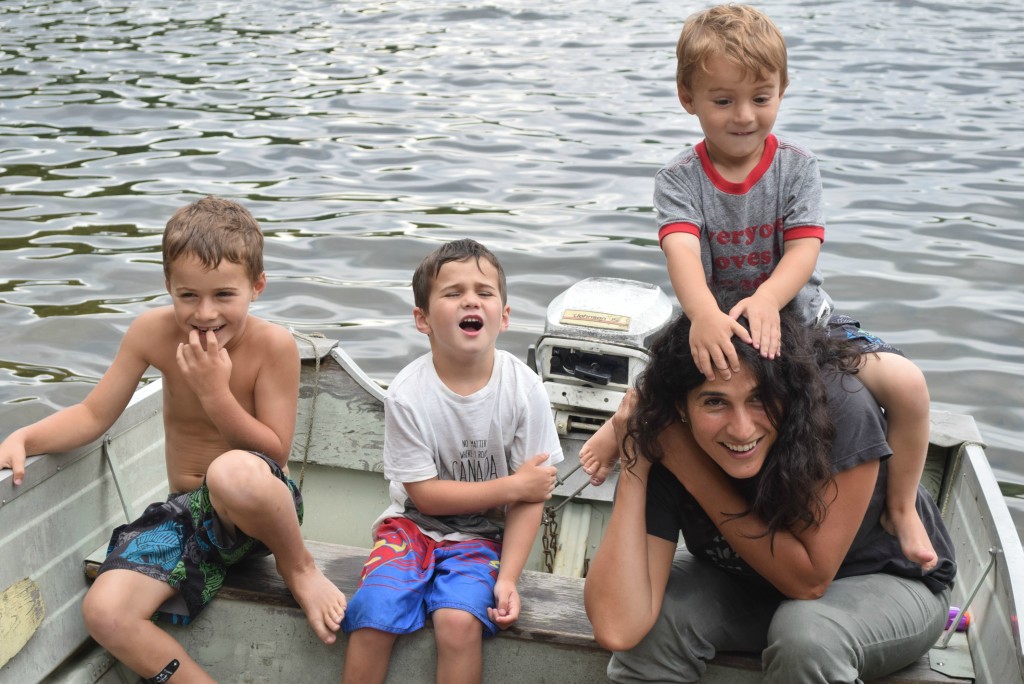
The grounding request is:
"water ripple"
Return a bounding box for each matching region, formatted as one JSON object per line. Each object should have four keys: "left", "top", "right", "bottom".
{"left": 1, "top": 0, "right": 1022, "bottom": 532}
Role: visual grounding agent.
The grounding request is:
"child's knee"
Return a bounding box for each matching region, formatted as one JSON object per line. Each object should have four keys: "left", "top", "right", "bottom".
{"left": 207, "top": 449, "right": 257, "bottom": 481}
{"left": 902, "top": 362, "right": 929, "bottom": 402}
{"left": 863, "top": 354, "right": 930, "bottom": 406}
{"left": 82, "top": 586, "right": 127, "bottom": 641}
{"left": 433, "top": 608, "right": 483, "bottom": 648}
{"left": 206, "top": 450, "right": 275, "bottom": 499}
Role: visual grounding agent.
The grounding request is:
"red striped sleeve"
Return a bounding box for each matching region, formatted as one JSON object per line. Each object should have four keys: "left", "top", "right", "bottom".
{"left": 784, "top": 225, "right": 824, "bottom": 243}
{"left": 658, "top": 222, "right": 700, "bottom": 247}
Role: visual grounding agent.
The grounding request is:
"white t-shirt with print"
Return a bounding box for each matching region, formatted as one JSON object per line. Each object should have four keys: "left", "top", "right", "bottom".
{"left": 373, "top": 350, "right": 564, "bottom": 542}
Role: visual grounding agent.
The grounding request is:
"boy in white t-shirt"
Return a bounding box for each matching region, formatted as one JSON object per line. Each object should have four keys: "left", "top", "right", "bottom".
{"left": 341, "top": 239, "right": 563, "bottom": 684}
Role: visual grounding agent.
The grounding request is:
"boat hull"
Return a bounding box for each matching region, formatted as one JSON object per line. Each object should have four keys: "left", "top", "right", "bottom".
{"left": 4, "top": 339, "right": 1022, "bottom": 683}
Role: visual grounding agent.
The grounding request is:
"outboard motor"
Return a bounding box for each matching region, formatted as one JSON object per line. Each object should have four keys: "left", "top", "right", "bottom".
{"left": 529, "top": 278, "right": 676, "bottom": 436}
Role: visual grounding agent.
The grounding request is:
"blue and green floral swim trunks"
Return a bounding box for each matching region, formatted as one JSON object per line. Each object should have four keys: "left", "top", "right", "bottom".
{"left": 97, "top": 451, "right": 302, "bottom": 624}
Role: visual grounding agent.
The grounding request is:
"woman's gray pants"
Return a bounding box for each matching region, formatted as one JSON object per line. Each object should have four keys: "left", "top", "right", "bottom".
{"left": 607, "top": 550, "right": 948, "bottom": 683}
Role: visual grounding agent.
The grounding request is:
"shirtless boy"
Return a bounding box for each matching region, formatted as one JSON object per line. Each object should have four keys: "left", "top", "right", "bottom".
{"left": 0, "top": 196, "right": 347, "bottom": 683}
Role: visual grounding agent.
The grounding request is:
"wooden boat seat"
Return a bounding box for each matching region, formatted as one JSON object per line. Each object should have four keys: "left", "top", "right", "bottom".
{"left": 217, "top": 540, "right": 602, "bottom": 650}
{"left": 85, "top": 540, "right": 968, "bottom": 683}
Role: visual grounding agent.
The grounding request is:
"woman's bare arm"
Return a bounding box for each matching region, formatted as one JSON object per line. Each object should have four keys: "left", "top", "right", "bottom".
{"left": 657, "top": 421, "right": 877, "bottom": 599}
{"left": 584, "top": 452, "right": 678, "bottom": 651}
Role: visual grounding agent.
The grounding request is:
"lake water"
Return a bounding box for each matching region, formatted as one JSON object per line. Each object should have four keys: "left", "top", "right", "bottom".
{"left": 2, "top": 0, "right": 1022, "bottom": 539}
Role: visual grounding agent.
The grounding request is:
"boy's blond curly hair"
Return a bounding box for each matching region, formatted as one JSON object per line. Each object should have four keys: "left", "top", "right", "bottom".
{"left": 676, "top": 4, "right": 788, "bottom": 94}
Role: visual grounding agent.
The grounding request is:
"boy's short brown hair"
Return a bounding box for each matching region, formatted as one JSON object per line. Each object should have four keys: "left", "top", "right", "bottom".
{"left": 162, "top": 196, "right": 264, "bottom": 283}
{"left": 676, "top": 4, "right": 788, "bottom": 94}
{"left": 412, "top": 238, "right": 507, "bottom": 310}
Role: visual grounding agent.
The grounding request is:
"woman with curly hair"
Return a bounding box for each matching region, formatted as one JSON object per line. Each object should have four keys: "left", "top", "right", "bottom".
{"left": 584, "top": 304, "right": 956, "bottom": 683}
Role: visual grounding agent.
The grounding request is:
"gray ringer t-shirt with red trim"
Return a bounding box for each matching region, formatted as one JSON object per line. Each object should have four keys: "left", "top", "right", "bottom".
{"left": 654, "top": 134, "right": 832, "bottom": 326}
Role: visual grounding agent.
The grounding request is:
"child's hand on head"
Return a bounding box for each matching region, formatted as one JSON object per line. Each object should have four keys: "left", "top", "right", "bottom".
{"left": 730, "top": 295, "right": 782, "bottom": 359}
{"left": 689, "top": 309, "right": 752, "bottom": 381}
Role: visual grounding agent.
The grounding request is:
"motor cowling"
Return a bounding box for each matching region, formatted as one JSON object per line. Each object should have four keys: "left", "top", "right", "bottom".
{"left": 529, "top": 278, "right": 676, "bottom": 436}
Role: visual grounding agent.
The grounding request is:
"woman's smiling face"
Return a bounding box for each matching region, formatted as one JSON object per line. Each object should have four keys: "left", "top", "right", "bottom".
{"left": 683, "top": 361, "right": 777, "bottom": 480}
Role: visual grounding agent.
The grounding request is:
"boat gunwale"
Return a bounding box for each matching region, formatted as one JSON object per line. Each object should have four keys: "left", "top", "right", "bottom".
{"left": 958, "top": 439, "right": 1024, "bottom": 680}
{"left": 0, "top": 379, "right": 163, "bottom": 509}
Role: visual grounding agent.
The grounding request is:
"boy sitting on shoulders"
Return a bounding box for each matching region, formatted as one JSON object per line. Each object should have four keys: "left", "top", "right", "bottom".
{"left": 341, "top": 238, "right": 562, "bottom": 684}
{"left": 0, "top": 196, "right": 347, "bottom": 684}
{"left": 580, "top": 3, "right": 937, "bottom": 571}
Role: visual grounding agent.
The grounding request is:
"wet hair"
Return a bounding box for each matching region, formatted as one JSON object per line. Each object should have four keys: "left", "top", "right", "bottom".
{"left": 162, "top": 196, "right": 264, "bottom": 284}
{"left": 624, "top": 299, "right": 861, "bottom": 540}
{"left": 411, "top": 238, "right": 507, "bottom": 310}
{"left": 676, "top": 4, "right": 789, "bottom": 95}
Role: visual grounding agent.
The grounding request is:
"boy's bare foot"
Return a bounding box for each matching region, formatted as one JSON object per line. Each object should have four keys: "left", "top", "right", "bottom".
{"left": 579, "top": 421, "right": 619, "bottom": 486}
{"left": 282, "top": 564, "right": 347, "bottom": 644}
{"left": 882, "top": 509, "right": 938, "bottom": 572}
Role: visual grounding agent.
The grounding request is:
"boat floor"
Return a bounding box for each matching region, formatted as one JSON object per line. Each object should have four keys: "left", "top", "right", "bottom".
{"left": 84, "top": 540, "right": 973, "bottom": 683}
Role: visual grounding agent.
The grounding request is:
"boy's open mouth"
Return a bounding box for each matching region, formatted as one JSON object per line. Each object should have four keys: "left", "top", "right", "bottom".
{"left": 193, "top": 325, "right": 225, "bottom": 334}
{"left": 459, "top": 316, "right": 483, "bottom": 332}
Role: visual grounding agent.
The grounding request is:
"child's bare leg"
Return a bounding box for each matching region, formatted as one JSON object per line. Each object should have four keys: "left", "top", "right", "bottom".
{"left": 342, "top": 628, "right": 397, "bottom": 684}
{"left": 433, "top": 608, "right": 483, "bottom": 684}
{"left": 859, "top": 353, "right": 937, "bottom": 571}
{"left": 206, "top": 450, "right": 348, "bottom": 644}
{"left": 83, "top": 570, "right": 214, "bottom": 682}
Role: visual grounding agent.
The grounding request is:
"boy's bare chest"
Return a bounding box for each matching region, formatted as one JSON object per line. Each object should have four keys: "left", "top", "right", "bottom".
{"left": 160, "top": 367, "right": 258, "bottom": 413}
{"left": 159, "top": 366, "right": 260, "bottom": 482}
{"left": 150, "top": 340, "right": 260, "bottom": 417}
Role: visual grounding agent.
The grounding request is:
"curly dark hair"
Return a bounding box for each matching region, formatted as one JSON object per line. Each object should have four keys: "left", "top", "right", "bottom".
{"left": 624, "top": 302, "right": 862, "bottom": 540}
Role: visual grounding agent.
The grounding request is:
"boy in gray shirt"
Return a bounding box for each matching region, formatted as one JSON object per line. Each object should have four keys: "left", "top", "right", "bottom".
{"left": 581, "top": 3, "right": 937, "bottom": 572}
